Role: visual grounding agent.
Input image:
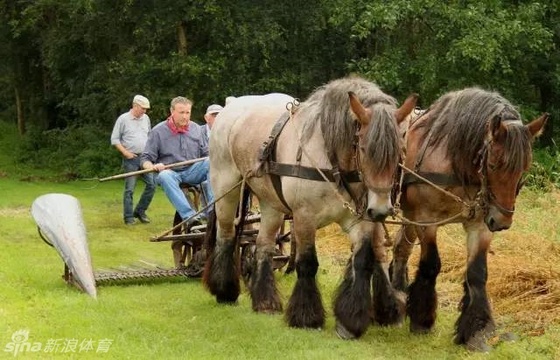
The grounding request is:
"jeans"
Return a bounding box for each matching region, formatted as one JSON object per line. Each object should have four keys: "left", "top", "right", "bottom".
{"left": 156, "top": 159, "right": 215, "bottom": 220}
{"left": 123, "top": 157, "right": 156, "bottom": 222}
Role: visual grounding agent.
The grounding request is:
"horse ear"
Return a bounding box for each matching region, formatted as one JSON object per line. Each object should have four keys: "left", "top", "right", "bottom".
{"left": 395, "top": 93, "right": 419, "bottom": 124}
{"left": 348, "top": 91, "right": 371, "bottom": 126}
{"left": 526, "top": 113, "right": 548, "bottom": 138}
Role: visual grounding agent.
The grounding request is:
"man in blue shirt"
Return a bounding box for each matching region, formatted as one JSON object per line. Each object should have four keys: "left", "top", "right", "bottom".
{"left": 111, "top": 95, "right": 156, "bottom": 225}
{"left": 140, "top": 96, "right": 214, "bottom": 228}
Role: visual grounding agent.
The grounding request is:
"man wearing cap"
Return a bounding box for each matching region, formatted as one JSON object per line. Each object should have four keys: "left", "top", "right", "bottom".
{"left": 200, "top": 104, "right": 223, "bottom": 142}
{"left": 110, "top": 94, "right": 156, "bottom": 225}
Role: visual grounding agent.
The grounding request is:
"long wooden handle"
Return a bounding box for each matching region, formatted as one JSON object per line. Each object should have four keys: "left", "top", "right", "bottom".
{"left": 99, "top": 156, "right": 208, "bottom": 182}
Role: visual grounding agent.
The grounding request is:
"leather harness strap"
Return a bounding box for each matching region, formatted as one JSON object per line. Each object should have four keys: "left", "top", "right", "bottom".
{"left": 268, "top": 161, "right": 361, "bottom": 183}
{"left": 258, "top": 112, "right": 292, "bottom": 211}
{"left": 256, "top": 111, "right": 362, "bottom": 214}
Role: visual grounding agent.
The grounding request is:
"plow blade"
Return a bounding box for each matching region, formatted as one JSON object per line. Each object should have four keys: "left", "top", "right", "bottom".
{"left": 31, "top": 193, "right": 97, "bottom": 298}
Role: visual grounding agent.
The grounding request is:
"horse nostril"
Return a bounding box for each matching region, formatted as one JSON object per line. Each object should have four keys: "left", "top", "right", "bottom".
{"left": 486, "top": 217, "right": 510, "bottom": 232}
{"left": 487, "top": 217, "right": 496, "bottom": 231}
{"left": 367, "top": 209, "right": 388, "bottom": 222}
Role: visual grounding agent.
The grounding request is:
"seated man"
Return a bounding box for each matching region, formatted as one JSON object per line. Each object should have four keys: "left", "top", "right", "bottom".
{"left": 140, "top": 96, "right": 214, "bottom": 228}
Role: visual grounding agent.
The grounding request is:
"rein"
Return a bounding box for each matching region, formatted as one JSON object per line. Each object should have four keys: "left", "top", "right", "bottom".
{"left": 386, "top": 163, "right": 475, "bottom": 228}
{"left": 390, "top": 119, "right": 517, "bottom": 228}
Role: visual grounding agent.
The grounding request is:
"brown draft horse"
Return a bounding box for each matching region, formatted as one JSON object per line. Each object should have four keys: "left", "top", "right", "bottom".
{"left": 203, "top": 76, "right": 417, "bottom": 339}
{"left": 389, "top": 88, "right": 548, "bottom": 351}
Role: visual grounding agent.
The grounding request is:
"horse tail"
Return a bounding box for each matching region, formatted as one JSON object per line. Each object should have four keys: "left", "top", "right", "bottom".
{"left": 203, "top": 209, "right": 217, "bottom": 255}
{"left": 203, "top": 185, "right": 251, "bottom": 299}
{"left": 234, "top": 187, "right": 252, "bottom": 241}
{"left": 204, "top": 185, "right": 252, "bottom": 255}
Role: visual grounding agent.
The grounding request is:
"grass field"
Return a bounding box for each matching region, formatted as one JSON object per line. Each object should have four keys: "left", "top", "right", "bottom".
{"left": 1, "top": 121, "right": 559, "bottom": 359}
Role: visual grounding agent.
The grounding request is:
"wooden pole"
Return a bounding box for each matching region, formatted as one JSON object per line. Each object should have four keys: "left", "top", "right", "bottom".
{"left": 99, "top": 157, "right": 208, "bottom": 182}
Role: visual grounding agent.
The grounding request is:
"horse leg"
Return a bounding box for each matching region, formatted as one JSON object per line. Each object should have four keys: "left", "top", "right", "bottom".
{"left": 371, "top": 223, "right": 407, "bottom": 326}
{"left": 249, "top": 204, "right": 284, "bottom": 313}
{"left": 203, "top": 189, "right": 241, "bottom": 303}
{"left": 389, "top": 225, "right": 417, "bottom": 292}
{"left": 333, "top": 222, "right": 375, "bottom": 339}
{"left": 285, "top": 218, "right": 325, "bottom": 329}
{"left": 454, "top": 223, "right": 495, "bottom": 352}
{"left": 407, "top": 225, "right": 440, "bottom": 334}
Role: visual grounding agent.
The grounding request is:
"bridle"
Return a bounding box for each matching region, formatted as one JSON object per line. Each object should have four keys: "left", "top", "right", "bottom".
{"left": 477, "top": 138, "right": 520, "bottom": 217}
{"left": 390, "top": 112, "right": 524, "bottom": 227}
{"left": 349, "top": 120, "right": 395, "bottom": 218}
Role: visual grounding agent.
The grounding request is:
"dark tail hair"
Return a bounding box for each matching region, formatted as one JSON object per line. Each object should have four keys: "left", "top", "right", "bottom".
{"left": 203, "top": 209, "right": 218, "bottom": 254}
{"left": 204, "top": 186, "right": 252, "bottom": 255}
{"left": 235, "top": 187, "right": 252, "bottom": 239}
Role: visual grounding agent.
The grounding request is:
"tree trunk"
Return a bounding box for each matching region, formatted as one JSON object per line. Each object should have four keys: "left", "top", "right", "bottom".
{"left": 177, "top": 20, "right": 188, "bottom": 56}
{"left": 539, "top": 82, "right": 554, "bottom": 148}
{"left": 15, "top": 86, "right": 25, "bottom": 135}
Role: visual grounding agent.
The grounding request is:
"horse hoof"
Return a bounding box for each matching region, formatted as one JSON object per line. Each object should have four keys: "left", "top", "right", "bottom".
{"left": 466, "top": 337, "right": 492, "bottom": 353}
{"left": 260, "top": 309, "right": 282, "bottom": 315}
{"left": 466, "top": 327, "right": 495, "bottom": 352}
{"left": 409, "top": 323, "right": 431, "bottom": 334}
{"left": 216, "top": 296, "right": 238, "bottom": 305}
{"left": 254, "top": 303, "right": 283, "bottom": 314}
{"left": 499, "top": 332, "right": 518, "bottom": 342}
{"left": 335, "top": 321, "right": 357, "bottom": 340}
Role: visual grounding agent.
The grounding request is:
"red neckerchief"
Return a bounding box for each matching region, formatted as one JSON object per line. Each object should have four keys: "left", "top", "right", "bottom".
{"left": 166, "top": 116, "right": 188, "bottom": 134}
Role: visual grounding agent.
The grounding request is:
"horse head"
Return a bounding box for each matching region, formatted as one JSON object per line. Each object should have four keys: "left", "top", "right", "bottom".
{"left": 348, "top": 91, "right": 418, "bottom": 222}
{"left": 483, "top": 112, "right": 548, "bottom": 231}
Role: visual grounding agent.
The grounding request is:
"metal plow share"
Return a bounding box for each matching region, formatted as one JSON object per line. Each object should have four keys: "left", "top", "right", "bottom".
{"left": 31, "top": 193, "right": 193, "bottom": 298}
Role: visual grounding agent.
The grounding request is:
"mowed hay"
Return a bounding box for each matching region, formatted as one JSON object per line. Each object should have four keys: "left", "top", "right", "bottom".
{"left": 315, "top": 218, "right": 560, "bottom": 333}
{"left": 431, "top": 226, "right": 560, "bottom": 333}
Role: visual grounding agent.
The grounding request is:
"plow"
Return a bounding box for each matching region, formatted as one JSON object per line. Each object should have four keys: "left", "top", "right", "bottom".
{"left": 32, "top": 190, "right": 291, "bottom": 298}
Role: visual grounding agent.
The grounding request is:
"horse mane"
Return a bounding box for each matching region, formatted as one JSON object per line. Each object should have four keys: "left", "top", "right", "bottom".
{"left": 421, "top": 87, "right": 532, "bottom": 182}
{"left": 299, "top": 76, "right": 399, "bottom": 173}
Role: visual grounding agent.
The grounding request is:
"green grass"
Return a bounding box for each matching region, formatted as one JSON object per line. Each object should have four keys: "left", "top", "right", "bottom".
{"left": 1, "top": 120, "right": 559, "bottom": 359}
{"left": 1, "top": 179, "right": 559, "bottom": 359}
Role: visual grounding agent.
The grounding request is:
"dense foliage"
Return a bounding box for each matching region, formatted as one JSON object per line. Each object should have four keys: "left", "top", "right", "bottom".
{"left": 0, "top": 0, "right": 559, "bottom": 180}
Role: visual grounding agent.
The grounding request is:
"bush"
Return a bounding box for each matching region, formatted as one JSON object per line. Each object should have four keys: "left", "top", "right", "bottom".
{"left": 13, "top": 123, "right": 560, "bottom": 188}
{"left": 525, "top": 146, "right": 560, "bottom": 191}
{"left": 17, "top": 124, "right": 121, "bottom": 179}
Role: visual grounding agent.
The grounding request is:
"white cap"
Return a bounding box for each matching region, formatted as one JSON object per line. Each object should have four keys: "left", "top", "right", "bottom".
{"left": 205, "top": 104, "right": 223, "bottom": 115}
{"left": 133, "top": 95, "right": 150, "bottom": 109}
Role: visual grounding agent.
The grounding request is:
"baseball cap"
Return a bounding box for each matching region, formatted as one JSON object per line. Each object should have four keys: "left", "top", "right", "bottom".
{"left": 133, "top": 95, "right": 150, "bottom": 109}
{"left": 205, "top": 104, "right": 223, "bottom": 115}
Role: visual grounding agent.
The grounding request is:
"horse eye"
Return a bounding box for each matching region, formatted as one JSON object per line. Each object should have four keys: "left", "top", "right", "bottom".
{"left": 488, "top": 163, "right": 497, "bottom": 171}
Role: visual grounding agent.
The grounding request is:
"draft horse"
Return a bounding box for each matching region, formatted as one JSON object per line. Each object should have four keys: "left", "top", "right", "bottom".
{"left": 203, "top": 76, "right": 417, "bottom": 338}
{"left": 389, "top": 88, "right": 547, "bottom": 351}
